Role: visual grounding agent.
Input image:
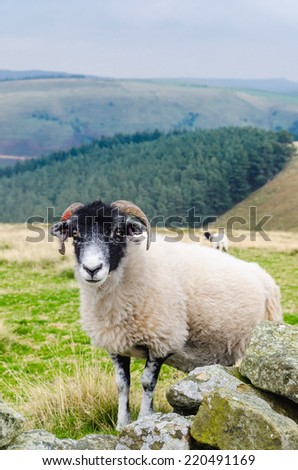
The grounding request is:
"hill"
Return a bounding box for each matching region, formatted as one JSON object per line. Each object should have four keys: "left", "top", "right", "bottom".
{"left": 0, "top": 70, "right": 86, "bottom": 81}
{"left": 1, "top": 76, "right": 298, "bottom": 157}
{"left": 0, "top": 127, "right": 294, "bottom": 223}
{"left": 156, "top": 78, "right": 298, "bottom": 94}
{"left": 218, "top": 143, "right": 298, "bottom": 231}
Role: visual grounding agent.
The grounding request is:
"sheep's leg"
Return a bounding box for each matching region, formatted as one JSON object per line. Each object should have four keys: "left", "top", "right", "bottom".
{"left": 139, "top": 357, "right": 164, "bottom": 419}
{"left": 110, "top": 354, "right": 131, "bottom": 430}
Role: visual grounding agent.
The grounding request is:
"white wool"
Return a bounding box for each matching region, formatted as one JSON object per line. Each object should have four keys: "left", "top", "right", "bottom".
{"left": 209, "top": 232, "right": 229, "bottom": 251}
{"left": 77, "top": 235, "right": 282, "bottom": 370}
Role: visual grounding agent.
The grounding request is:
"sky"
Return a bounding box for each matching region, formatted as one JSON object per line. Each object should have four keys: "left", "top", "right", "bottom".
{"left": 1, "top": 0, "right": 298, "bottom": 81}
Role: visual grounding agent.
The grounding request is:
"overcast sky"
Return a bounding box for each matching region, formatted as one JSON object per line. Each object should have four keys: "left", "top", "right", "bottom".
{"left": 1, "top": 0, "right": 298, "bottom": 80}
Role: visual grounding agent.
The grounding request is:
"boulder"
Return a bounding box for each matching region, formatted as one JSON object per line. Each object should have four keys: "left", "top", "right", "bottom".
{"left": 62, "top": 433, "right": 118, "bottom": 450}
{"left": 240, "top": 322, "right": 298, "bottom": 403}
{"left": 7, "top": 429, "right": 118, "bottom": 450}
{"left": 191, "top": 386, "right": 298, "bottom": 450}
{"left": 6, "top": 429, "right": 66, "bottom": 450}
{"left": 166, "top": 365, "right": 246, "bottom": 415}
{"left": 167, "top": 363, "right": 298, "bottom": 424}
{"left": 116, "top": 412, "right": 193, "bottom": 450}
{"left": 0, "top": 401, "right": 25, "bottom": 448}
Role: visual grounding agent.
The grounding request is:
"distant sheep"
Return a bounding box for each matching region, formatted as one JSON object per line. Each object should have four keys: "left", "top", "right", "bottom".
{"left": 204, "top": 231, "right": 229, "bottom": 252}
{"left": 51, "top": 199, "right": 282, "bottom": 429}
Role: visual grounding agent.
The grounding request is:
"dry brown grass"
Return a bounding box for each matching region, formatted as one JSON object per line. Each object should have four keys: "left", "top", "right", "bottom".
{"left": 1, "top": 224, "right": 298, "bottom": 271}
{"left": 5, "top": 360, "right": 119, "bottom": 437}
{"left": 227, "top": 230, "right": 298, "bottom": 251}
{"left": 5, "top": 356, "right": 173, "bottom": 438}
{"left": 0, "top": 223, "right": 74, "bottom": 270}
{"left": 0, "top": 319, "right": 17, "bottom": 344}
{"left": 155, "top": 227, "right": 298, "bottom": 251}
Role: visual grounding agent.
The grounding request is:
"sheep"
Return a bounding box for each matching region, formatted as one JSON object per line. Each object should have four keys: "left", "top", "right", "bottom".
{"left": 50, "top": 199, "right": 282, "bottom": 429}
{"left": 204, "top": 230, "right": 229, "bottom": 252}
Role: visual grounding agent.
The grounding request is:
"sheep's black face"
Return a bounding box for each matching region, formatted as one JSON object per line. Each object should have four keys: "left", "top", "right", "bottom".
{"left": 51, "top": 201, "right": 144, "bottom": 286}
{"left": 73, "top": 202, "right": 127, "bottom": 285}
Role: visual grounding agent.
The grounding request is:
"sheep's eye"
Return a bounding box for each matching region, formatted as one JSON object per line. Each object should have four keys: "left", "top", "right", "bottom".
{"left": 113, "top": 227, "right": 124, "bottom": 238}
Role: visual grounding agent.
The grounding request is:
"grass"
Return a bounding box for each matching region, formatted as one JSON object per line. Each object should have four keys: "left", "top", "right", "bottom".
{"left": 0, "top": 224, "right": 297, "bottom": 439}
{"left": 0, "top": 256, "right": 177, "bottom": 438}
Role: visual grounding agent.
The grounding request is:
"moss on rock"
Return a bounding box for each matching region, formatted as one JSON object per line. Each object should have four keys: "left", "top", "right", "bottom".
{"left": 191, "top": 387, "right": 298, "bottom": 450}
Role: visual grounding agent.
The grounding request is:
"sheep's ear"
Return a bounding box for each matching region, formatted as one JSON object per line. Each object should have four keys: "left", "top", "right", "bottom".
{"left": 126, "top": 219, "right": 146, "bottom": 245}
{"left": 50, "top": 221, "right": 71, "bottom": 255}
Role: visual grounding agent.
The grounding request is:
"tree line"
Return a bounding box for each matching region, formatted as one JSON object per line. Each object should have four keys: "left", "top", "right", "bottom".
{"left": 0, "top": 127, "right": 294, "bottom": 224}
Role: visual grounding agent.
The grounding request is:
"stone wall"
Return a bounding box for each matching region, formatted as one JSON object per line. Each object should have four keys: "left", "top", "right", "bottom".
{"left": 1, "top": 323, "right": 297, "bottom": 450}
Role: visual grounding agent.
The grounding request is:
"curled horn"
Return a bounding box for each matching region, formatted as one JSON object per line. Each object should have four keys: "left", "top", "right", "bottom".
{"left": 111, "top": 200, "right": 151, "bottom": 250}
{"left": 58, "top": 202, "right": 84, "bottom": 255}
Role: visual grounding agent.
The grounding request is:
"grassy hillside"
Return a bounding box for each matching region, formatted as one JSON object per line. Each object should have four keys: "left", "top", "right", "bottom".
{"left": 1, "top": 77, "right": 298, "bottom": 156}
{"left": 160, "top": 78, "right": 298, "bottom": 94}
{"left": 218, "top": 143, "right": 298, "bottom": 231}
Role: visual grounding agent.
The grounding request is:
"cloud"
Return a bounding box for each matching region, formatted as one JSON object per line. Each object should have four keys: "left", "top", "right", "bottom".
{"left": 252, "top": 0, "right": 298, "bottom": 24}
{"left": 0, "top": 0, "right": 297, "bottom": 79}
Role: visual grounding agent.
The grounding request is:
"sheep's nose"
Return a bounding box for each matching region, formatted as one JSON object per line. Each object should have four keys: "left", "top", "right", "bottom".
{"left": 83, "top": 264, "right": 103, "bottom": 277}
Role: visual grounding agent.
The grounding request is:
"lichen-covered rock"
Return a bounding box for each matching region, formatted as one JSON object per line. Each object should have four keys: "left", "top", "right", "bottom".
{"left": 6, "top": 429, "right": 66, "bottom": 450}
{"left": 191, "top": 387, "right": 298, "bottom": 450}
{"left": 56, "top": 438, "right": 78, "bottom": 450}
{"left": 247, "top": 385, "right": 298, "bottom": 425}
{"left": 0, "top": 401, "right": 25, "bottom": 448}
{"left": 7, "top": 429, "right": 118, "bottom": 450}
{"left": 167, "top": 363, "right": 298, "bottom": 424}
{"left": 240, "top": 322, "right": 298, "bottom": 403}
{"left": 166, "top": 365, "right": 245, "bottom": 415}
{"left": 116, "top": 413, "right": 193, "bottom": 450}
{"left": 62, "top": 434, "right": 118, "bottom": 450}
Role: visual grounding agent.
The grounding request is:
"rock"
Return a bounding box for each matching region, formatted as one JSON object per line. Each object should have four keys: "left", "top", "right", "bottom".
{"left": 3, "top": 321, "right": 298, "bottom": 453}
{"left": 62, "top": 434, "right": 118, "bottom": 450}
{"left": 116, "top": 413, "right": 193, "bottom": 450}
{"left": 57, "top": 438, "right": 78, "bottom": 450}
{"left": 191, "top": 387, "right": 298, "bottom": 450}
{"left": 0, "top": 401, "right": 25, "bottom": 448}
{"left": 245, "top": 385, "right": 298, "bottom": 425}
{"left": 167, "top": 363, "right": 298, "bottom": 424}
{"left": 6, "top": 429, "right": 66, "bottom": 450}
{"left": 240, "top": 322, "right": 298, "bottom": 403}
{"left": 166, "top": 364, "right": 247, "bottom": 415}
{"left": 7, "top": 429, "right": 119, "bottom": 450}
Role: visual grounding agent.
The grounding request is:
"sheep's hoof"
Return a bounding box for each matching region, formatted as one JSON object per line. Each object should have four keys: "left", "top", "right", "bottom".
{"left": 137, "top": 409, "right": 155, "bottom": 420}
{"left": 116, "top": 414, "right": 131, "bottom": 431}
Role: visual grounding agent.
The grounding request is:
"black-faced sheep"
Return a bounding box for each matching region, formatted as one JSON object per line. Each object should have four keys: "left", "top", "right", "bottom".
{"left": 204, "top": 230, "right": 229, "bottom": 252}
{"left": 51, "top": 200, "right": 282, "bottom": 429}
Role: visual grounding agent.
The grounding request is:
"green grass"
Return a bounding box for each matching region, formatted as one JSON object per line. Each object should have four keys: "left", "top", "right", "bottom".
{"left": 0, "top": 259, "right": 106, "bottom": 375}
{"left": 0, "top": 257, "right": 178, "bottom": 437}
{"left": 0, "top": 247, "right": 297, "bottom": 438}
